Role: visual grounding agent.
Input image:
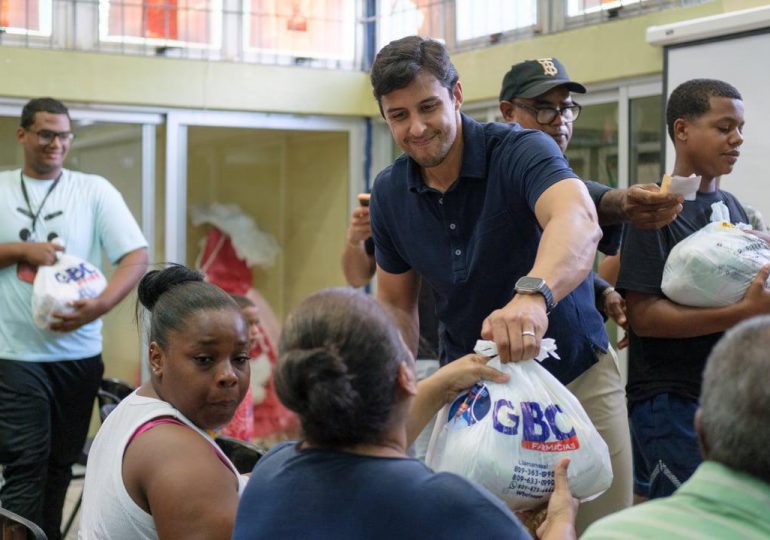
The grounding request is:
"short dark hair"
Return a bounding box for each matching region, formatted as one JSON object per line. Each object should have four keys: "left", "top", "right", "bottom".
{"left": 701, "top": 316, "right": 770, "bottom": 484}
{"left": 137, "top": 264, "right": 240, "bottom": 349}
{"left": 275, "top": 288, "right": 411, "bottom": 448}
{"left": 20, "top": 97, "right": 70, "bottom": 129}
{"left": 370, "top": 36, "right": 459, "bottom": 116}
{"left": 665, "top": 79, "right": 742, "bottom": 142}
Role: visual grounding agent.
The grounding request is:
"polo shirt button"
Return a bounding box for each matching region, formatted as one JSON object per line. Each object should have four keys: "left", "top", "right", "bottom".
{"left": 454, "top": 249, "right": 461, "bottom": 256}
{"left": 439, "top": 198, "right": 444, "bottom": 205}
{"left": 449, "top": 223, "right": 456, "bottom": 230}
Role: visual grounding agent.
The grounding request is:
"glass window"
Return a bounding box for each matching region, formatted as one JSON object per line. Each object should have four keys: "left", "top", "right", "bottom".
{"left": 377, "top": 0, "right": 446, "bottom": 50}
{"left": 98, "top": 0, "right": 222, "bottom": 47}
{"left": 629, "top": 94, "right": 663, "bottom": 185}
{"left": 0, "top": 0, "right": 51, "bottom": 35}
{"left": 244, "top": 0, "right": 356, "bottom": 62}
{"left": 455, "top": 0, "right": 536, "bottom": 42}
{"left": 566, "top": 0, "right": 642, "bottom": 16}
{"left": 566, "top": 102, "right": 619, "bottom": 187}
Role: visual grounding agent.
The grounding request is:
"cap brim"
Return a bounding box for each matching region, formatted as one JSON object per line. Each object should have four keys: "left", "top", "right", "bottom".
{"left": 516, "top": 80, "right": 587, "bottom": 99}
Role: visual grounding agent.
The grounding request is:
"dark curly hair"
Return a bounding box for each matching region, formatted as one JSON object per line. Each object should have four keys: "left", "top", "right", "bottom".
{"left": 666, "top": 79, "right": 742, "bottom": 142}
{"left": 20, "top": 97, "right": 70, "bottom": 129}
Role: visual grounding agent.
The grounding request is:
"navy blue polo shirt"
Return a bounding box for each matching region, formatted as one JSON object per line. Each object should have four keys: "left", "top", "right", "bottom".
{"left": 370, "top": 114, "right": 607, "bottom": 384}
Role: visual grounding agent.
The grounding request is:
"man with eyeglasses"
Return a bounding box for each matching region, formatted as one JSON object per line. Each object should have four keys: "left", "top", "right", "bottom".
{"left": 499, "top": 58, "right": 683, "bottom": 244}
{"left": 0, "top": 97, "right": 148, "bottom": 539}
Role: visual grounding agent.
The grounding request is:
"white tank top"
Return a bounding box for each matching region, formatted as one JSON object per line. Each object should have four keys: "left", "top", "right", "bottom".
{"left": 78, "top": 391, "right": 249, "bottom": 540}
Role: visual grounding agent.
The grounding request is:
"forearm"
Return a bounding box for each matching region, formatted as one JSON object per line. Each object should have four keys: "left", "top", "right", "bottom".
{"left": 627, "top": 293, "right": 752, "bottom": 338}
{"left": 596, "top": 188, "right": 628, "bottom": 226}
{"left": 375, "top": 267, "right": 420, "bottom": 355}
{"left": 530, "top": 215, "right": 601, "bottom": 302}
{"left": 381, "top": 298, "right": 419, "bottom": 356}
{"left": 0, "top": 243, "right": 26, "bottom": 269}
{"left": 407, "top": 376, "right": 447, "bottom": 445}
{"left": 341, "top": 242, "right": 375, "bottom": 288}
{"left": 97, "top": 248, "right": 148, "bottom": 313}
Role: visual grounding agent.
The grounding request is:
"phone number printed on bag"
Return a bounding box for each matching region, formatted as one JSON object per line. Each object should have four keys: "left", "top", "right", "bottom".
{"left": 507, "top": 461, "right": 555, "bottom": 499}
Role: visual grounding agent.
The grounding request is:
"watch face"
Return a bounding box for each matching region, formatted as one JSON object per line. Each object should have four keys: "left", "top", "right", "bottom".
{"left": 516, "top": 276, "right": 545, "bottom": 291}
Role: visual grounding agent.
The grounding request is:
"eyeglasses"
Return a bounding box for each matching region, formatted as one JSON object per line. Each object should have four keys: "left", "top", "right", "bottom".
{"left": 26, "top": 129, "right": 75, "bottom": 146}
{"left": 510, "top": 101, "right": 582, "bottom": 125}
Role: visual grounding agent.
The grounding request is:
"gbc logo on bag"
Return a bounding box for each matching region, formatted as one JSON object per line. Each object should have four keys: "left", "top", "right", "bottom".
{"left": 55, "top": 263, "right": 99, "bottom": 285}
{"left": 448, "top": 387, "right": 579, "bottom": 452}
{"left": 494, "top": 400, "right": 579, "bottom": 452}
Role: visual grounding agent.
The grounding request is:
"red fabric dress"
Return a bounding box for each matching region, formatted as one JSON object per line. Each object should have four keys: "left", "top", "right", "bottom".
{"left": 199, "top": 226, "right": 298, "bottom": 442}
{"left": 250, "top": 323, "right": 299, "bottom": 441}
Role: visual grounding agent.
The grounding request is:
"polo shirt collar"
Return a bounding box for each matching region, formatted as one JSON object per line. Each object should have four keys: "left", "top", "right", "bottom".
{"left": 405, "top": 113, "right": 488, "bottom": 193}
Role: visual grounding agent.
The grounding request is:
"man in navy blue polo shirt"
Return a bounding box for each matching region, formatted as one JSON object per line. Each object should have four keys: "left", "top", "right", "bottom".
{"left": 369, "top": 36, "right": 613, "bottom": 532}
{"left": 495, "top": 57, "right": 672, "bottom": 532}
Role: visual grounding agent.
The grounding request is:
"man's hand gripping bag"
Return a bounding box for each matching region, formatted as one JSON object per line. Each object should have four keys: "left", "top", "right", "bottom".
{"left": 425, "top": 340, "right": 612, "bottom": 511}
{"left": 31, "top": 253, "right": 107, "bottom": 330}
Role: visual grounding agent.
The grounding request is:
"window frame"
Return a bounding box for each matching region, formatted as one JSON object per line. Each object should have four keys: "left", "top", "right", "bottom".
{"left": 241, "top": 0, "right": 359, "bottom": 65}
{"left": 453, "top": 0, "right": 540, "bottom": 50}
{"left": 97, "top": 0, "right": 224, "bottom": 49}
{"left": 0, "top": 0, "right": 53, "bottom": 37}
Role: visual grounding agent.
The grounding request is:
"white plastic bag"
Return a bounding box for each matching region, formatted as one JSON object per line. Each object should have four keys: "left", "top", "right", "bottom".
{"left": 425, "top": 340, "right": 612, "bottom": 511}
{"left": 662, "top": 221, "right": 770, "bottom": 308}
{"left": 31, "top": 254, "right": 107, "bottom": 330}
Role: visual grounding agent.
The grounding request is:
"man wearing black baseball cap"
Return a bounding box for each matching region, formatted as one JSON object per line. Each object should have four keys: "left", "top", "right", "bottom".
{"left": 499, "top": 58, "right": 682, "bottom": 236}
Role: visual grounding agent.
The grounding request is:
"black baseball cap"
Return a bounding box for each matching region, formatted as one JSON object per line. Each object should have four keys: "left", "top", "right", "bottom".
{"left": 499, "top": 58, "right": 586, "bottom": 101}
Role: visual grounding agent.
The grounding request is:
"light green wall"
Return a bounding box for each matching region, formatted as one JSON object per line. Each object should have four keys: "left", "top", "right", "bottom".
{"left": 0, "top": 48, "right": 373, "bottom": 116}
{"left": 455, "top": 0, "right": 770, "bottom": 104}
{"left": 1, "top": 1, "right": 767, "bottom": 116}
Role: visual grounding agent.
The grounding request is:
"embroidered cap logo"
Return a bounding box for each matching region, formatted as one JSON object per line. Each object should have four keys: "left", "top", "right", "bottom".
{"left": 537, "top": 58, "right": 558, "bottom": 77}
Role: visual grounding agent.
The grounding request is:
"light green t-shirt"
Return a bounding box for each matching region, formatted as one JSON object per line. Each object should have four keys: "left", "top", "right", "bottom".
{"left": 0, "top": 168, "right": 147, "bottom": 361}
{"left": 583, "top": 461, "right": 770, "bottom": 540}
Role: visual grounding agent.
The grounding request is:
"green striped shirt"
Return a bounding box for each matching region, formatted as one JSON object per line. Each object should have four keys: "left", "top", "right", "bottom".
{"left": 582, "top": 461, "right": 770, "bottom": 539}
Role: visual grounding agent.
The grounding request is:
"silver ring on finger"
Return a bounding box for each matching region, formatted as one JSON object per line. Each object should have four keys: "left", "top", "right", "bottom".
{"left": 521, "top": 331, "right": 536, "bottom": 337}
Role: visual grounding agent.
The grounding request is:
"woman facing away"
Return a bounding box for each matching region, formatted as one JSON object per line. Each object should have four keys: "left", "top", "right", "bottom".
{"left": 233, "top": 288, "right": 578, "bottom": 540}
{"left": 79, "top": 265, "right": 251, "bottom": 540}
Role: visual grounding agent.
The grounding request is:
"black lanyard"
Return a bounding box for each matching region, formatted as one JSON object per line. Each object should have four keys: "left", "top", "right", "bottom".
{"left": 19, "top": 171, "right": 62, "bottom": 234}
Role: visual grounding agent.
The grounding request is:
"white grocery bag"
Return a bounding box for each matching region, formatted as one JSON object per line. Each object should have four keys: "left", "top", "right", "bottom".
{"left": 425, "top": 340, "right": 612, "bottom": 511}
{"left": 662, "top": 221, "right": 770, "bottom": 308}
{"left": 31, "top": 254, "right": 107, "bottom": 330}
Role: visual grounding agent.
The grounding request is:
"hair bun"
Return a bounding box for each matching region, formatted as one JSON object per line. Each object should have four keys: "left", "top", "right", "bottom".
{"left": 277, "top": 344, "right": 357, "bottom": 417}
{"left": 137, "top": 264, "right": 204, "bottom": 311}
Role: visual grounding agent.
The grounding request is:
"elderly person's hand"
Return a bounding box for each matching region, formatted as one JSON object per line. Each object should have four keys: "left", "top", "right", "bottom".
{"left": 514, "top": 458, "right": 579, "bottom": 540}
{"left": 622, "top": 184, "right": 683, "bottom": 230}
{"left": 427, "top": 354, "right": 509, "bottom": 403}
{"left": 409, "top": 354, "right": 509, "bottom": 442}
{"left": 536, "top": 458, "right": 579, "bottom": 540}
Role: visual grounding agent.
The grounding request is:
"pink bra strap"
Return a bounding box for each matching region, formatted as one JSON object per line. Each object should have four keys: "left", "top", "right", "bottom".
{"left": 128, "top": 416, "right": 233, "bottom": 470}
{"left": 129, "top": 416, "right": 186, "bottom": 442}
